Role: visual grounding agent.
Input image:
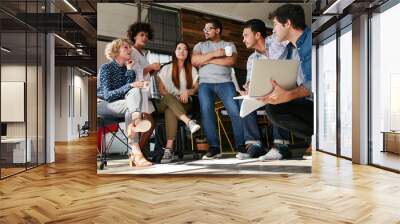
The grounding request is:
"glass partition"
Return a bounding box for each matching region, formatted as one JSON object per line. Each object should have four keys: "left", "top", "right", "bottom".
{"left": 370, "top": 3, "right": 400, "bottom": 171}
{"left": 339, "top": 27, "right": 352, "bottom": 158}
{"left": 317, "top": 36, "right": 337, "bottom": 155}
{"left": 0, "top": 1, "right": 46, "bottom": 179}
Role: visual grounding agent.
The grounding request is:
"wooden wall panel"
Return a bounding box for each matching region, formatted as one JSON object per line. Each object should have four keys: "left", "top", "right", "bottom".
{"left": 180, "top": 9, "right": 253, "bottom": 71}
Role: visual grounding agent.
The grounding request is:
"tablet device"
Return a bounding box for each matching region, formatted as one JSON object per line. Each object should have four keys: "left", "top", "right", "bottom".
{"left": 248, "top": 59, "right": 299, "bottom": 97}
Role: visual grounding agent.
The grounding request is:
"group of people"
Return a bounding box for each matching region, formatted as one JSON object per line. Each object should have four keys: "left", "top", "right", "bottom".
{"left": 97, "top": 4, "right": 313, "bottom": 167}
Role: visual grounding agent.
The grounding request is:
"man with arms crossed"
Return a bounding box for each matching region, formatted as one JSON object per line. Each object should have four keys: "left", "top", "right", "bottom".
{"left": 192, "top": 19, "right": 246, "bottom": 159}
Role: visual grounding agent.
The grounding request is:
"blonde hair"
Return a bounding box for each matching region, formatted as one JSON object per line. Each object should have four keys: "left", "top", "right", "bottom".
{"left": 104, "top": 38, "right": 132, "bottom": 61}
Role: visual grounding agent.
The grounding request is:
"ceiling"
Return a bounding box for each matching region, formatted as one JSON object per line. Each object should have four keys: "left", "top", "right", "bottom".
{"left": 1, "top": 0, "right": 98, "bottom": 73}
{"left": 158, "top": 2, "right": 313, "bottom": 27}
{"left": 0, "top": 0, "right": 391, "bottom": 74}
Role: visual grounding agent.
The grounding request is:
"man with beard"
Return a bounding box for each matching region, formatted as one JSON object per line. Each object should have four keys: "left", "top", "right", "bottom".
{"left": 192, "top": 19, "right": 246, "bottom": 159}
{"left": 237, "top": 19, "right": 292, "bottom": 160}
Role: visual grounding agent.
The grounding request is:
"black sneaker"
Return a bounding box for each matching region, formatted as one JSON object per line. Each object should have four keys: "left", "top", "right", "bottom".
{"left": 237, "top": 144, "right": 247, "bottom": 153}
{"left": 161, "top": 148, "right": 174, "bottom": 163}
{"left": 202, "top": 148, "right": 222, "bottom": 160}
{"left": 247, "top": 144, "right": 266, "bottom": 158}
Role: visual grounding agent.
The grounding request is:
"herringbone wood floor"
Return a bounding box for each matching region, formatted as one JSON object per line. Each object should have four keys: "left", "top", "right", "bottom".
{"left": 1, "top": 135, "right": 400, "bottom": 224}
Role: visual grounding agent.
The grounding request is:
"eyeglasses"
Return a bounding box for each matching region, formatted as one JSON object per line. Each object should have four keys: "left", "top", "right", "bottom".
{"left": 203, "top": 27, "right": 216, "bottom": 32}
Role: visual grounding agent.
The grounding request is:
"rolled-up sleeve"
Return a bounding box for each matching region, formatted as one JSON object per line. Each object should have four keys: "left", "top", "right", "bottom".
{"left": 300, "top": 53, "right": 312, "bottom": 94}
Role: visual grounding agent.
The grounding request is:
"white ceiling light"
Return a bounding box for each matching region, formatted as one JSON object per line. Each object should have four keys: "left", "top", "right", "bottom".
{"left": 1, "top": 47, "right": 11, "bottom": 53}
{"left": 63, "top": 0, "right": 78, "bottom": 12}
{"left": 323, "top": 0, "right": 354, "bottom": 15}
{"left": 54, "top": 34, "right": 75, "bottom": 48}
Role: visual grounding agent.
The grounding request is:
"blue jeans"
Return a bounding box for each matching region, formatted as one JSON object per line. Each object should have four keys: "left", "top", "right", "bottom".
{"left": 273, "top": 126, "right": 291, "bottom": 142}
{"left": 199, "top": 82, "right": 244, "bottom": 151}
{"left": 238, "top": 100, "right": 261, "bottom": 144}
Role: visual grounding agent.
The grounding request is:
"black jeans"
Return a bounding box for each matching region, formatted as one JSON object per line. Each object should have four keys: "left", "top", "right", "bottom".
{"left": 265, "top": 98, "right": 313, "bottom": 144}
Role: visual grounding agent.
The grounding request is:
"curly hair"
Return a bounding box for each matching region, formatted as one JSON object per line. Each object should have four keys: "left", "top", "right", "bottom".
{"left": 104, "top": 38, "right": 132, "bottom": 61}
{"left": 127, "top": 22, "right": 154, "bottom": 43}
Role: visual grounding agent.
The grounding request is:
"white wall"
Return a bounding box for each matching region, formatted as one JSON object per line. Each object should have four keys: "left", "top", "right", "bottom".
{"left": 97, "top": 41, "right": 109, "bottom": 70}
{"left": 1, "top": 65, "right": 37, "bottom": 137}
{"left": 54, "top": 67, "right": 89, "bottom": 141}
{"left": 1, "top": 63, "right": 46, "bottom": 163}
{"left": 72, "top": 73, "right": 89, "bottom": 138}
{"left": 55, "top": 66, "right": 68, "bottom": 141}
{"left": 97, "top": 3, "right": 148, "bottom": 38}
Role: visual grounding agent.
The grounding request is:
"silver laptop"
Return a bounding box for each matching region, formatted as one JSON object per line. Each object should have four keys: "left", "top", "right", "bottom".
{"left": 248, "top": 59, "right": 299, "bottom": 97}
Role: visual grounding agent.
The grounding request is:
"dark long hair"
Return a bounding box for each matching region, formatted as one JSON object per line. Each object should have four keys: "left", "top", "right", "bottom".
{"left": 171, "top": 42, "right": 193, "bottom": 90}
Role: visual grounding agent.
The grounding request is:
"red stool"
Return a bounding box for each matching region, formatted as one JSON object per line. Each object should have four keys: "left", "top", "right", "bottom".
{"left": 97, "top": 116, "right": 130, "bottom": 170}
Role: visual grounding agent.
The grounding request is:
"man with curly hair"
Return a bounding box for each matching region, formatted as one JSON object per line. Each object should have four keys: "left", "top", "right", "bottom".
{"left": 126, "top": 22, "right": 161, "bottom": 153}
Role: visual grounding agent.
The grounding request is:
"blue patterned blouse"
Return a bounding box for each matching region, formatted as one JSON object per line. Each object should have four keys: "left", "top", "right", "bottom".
{"left": 97, "top": 60, "right": 136, "bottom": 102}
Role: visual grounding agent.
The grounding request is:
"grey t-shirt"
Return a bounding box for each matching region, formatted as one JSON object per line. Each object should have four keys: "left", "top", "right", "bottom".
{"left": 193, "top": 40, "right": 237, "bottom": 84}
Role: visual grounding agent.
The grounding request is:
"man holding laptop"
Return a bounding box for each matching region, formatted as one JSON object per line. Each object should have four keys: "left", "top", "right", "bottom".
{"left": 236, "top": 19, "right": 292, "bottom": 159}
{"left": 256, "top": 4, "right": 313, "bottom": 160}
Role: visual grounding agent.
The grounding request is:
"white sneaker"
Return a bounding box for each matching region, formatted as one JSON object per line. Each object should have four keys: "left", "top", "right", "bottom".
{"left": 258, "top": 148, "right": 283, "bottom": 161}
{"left": 236, "top": 152, "right": 251, "bottom": 160}
{"left": 302, "top": 145, "right": 312, "bottom": 160}
{"left": 188, "top": 120, "right": 201, "bottom": 134}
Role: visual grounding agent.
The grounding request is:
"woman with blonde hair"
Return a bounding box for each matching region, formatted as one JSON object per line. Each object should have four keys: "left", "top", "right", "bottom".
{"left": 97, "top": 38, "right": 152, "bottom": 167}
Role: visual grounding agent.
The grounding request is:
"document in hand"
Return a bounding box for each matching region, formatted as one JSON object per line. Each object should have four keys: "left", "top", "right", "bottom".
{"left": 236, "top": 59, "right": 299, "bottom": 117}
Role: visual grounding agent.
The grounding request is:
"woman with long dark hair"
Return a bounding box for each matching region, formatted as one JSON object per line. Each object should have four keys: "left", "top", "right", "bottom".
{"left": 157, "top": 42, "right": 201, "bottom": 163}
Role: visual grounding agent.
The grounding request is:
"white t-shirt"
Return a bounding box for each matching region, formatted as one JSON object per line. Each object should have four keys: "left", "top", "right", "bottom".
{"left": 158, "top": 63, "right": 199, "bottom": 96}
{"left": 131, "top": 47, "right": 154, "bottom": 113}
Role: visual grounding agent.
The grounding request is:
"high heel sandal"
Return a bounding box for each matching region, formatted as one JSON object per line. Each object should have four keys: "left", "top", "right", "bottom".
{"left": 128, "top": 152, "right": 152, "bottom": 167}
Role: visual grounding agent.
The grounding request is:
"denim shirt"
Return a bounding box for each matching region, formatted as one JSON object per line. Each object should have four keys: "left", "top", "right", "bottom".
{"left": 287, "top": 27, "right": 312, "bottom": 97}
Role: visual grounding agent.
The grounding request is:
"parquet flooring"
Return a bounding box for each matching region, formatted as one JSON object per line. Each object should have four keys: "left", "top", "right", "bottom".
{"left": 1, "top": 135, "right": 400, "bottom": 223}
